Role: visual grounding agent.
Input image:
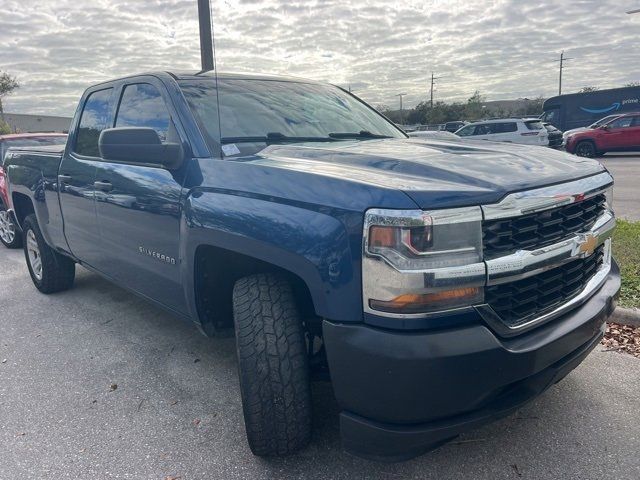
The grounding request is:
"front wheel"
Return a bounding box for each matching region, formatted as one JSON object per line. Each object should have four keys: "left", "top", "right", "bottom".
{"left": 0, "top": 206, "right": 22, "bottom": 248}
{"left": 232, "top": 273, "right": 312, "bottom": 456}
{"left": 22, "top": 214, "right": 75, "bottom": 294}
{"left": 575, "top": 141, "right": 597, "bottom": 158}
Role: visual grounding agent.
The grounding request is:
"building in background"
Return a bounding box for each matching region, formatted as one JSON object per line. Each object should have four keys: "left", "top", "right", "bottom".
{"left": 1, "top": 113, "right": 71, "bottom": 133}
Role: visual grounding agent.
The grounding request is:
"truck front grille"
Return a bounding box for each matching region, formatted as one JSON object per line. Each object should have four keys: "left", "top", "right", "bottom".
{"left": 485, "top": 246, "right": 604, "bottom": 328}
{"left": 483, "top": 194, "right": 606, "bottom": 260}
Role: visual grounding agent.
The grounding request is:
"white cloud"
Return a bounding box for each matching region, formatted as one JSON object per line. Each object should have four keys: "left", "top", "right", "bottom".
{"left": 1, "top": 0, "right": 639, "bottom": 115}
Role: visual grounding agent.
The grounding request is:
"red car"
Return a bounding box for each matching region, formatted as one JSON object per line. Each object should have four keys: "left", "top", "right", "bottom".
{"left": 565, "top": 112, "right": 640, "bottom": 157}
{"left": 0, "top": 133, "right": 67, "bottom": 248}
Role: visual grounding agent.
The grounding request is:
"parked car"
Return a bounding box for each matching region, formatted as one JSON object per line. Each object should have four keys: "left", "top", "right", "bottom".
{"left": 455, "top": 118, "right": 549, "bottom": 146}
{"left": 0, "top": 133, "right": 67, "bottom": 248}
{"left": 543, "top": 122, "right": 563, "bottom": 149}
{"left": 5, "top": 71, "right": 619, "bottom": 462}
{"left": 444, "top": 121, "right": 466, "bottom": 132}
{"left": 565, "top": 112, "right": 640, "bottom": 157}
{"left": 407, "top": 130, "right": 461, "bottom": 141}
{"left": 562, "top": 114, "right": 623, "bottom": 144}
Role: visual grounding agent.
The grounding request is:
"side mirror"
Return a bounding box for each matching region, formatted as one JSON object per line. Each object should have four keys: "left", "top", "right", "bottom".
{"left": 599, "top": 125, "right": 610, "bottom": 131}
{"left": 98, "top": 127, "right": 184, "bottom": 169}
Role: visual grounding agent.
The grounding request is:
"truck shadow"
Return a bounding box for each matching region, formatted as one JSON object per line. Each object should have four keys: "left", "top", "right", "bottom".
{"left": 62, "top": 266, "right": 632, "bottom": 479}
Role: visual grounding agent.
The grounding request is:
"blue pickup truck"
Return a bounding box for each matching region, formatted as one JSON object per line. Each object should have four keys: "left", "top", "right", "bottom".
{"left": 4, "top": 71, "right": 620, "bottom": 461}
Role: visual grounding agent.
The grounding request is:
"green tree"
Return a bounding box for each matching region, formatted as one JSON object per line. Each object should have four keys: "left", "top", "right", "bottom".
{"left": 0, "top": 119, "right": 11, "bottom": 134}
{"left": 625, "top": 81, "right": 640, "bottom": 87}
{"left": 578, "top": 86, "right": 599, "bottom": 93}
{"left": 0, "top": 71, "right": 19, "bottom": 115}
{"left": 464, "top": 90, "right": 486, "bottom": 121}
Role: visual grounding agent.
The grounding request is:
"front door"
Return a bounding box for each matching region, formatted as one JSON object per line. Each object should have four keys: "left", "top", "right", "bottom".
{"left": 59, "top": 87, "right": 115, "bottom": 266}
{"left": 93, "top": 80, "right": 188, "bottom": 314}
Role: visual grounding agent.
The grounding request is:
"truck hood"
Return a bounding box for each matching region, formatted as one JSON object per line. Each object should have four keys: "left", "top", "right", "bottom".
{"left": 247, "top": 138, "right": 606, "bottom": 209}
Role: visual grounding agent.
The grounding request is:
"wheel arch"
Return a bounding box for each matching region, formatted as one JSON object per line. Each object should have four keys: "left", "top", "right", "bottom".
{"left": 181, "top": 190, "right": 363, "bottom": 336}
{"left": 11, "top": 191, "right": 35, "bottom": 229}
{"left": 192, "top": 244, "right": 317, "bottom": 336}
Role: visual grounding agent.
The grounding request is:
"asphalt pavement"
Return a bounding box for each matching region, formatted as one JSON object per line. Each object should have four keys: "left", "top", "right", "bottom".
{"left": 1, "top": 154, "right": 640, "bottom": 479}
{"left": 600, "top": 154, "right": 640, "bottom": 221}
{"left": 1, "top": 246, "right": 639, "bottom": 479}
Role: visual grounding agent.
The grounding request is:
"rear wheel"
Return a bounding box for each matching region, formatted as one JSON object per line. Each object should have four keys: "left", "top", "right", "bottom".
{"left": 232, "top": 273, "right": 312, "bottom": 456}
{"left": 0, "top": 206, "right": 21, "bottom": 248}
{"left": 22, "top": 214, "right": 75, "bottom": 293}
{"left": 575, "top": 141, "right": 597, "bottom": 158}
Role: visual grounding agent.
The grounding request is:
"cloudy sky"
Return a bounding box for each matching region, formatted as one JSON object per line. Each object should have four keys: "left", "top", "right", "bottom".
{"left": 1, "top": 0, "right": 639, "bottom": 116}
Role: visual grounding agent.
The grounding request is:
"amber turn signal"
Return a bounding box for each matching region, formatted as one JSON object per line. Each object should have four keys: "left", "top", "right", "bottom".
{"left": 369, "top": 288, "right": 480, "bottom": 314}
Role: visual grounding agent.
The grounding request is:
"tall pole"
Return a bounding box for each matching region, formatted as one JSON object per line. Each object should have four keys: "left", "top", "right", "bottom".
{"left": 429, "top": 72, "right": 443, "bottom": 108}
{"left": 396, "top": 93, "right": 407, "bottom": 125}
{"left": 198, "top": 0, "right": 214, "bottom": 71}
{"left": 556, "top": 51, "right": 573, "bottom": 96}
{"left": 430, "top": 73, "right": 434, "bottom": 108}
{"left": 559, "top": 51, "right": 563, "bottom": 96}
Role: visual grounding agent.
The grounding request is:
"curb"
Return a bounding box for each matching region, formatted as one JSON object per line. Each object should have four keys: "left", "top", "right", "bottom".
{"left": 608, "top": 306, "right": 640, "bottom": 327}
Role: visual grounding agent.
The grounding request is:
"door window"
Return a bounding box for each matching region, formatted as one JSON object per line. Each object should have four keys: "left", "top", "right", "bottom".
{"left": 115, "top": 83, "right": 172, "bottom": 142}
{"left": 608, "top": 117, "right": 633, "bottom": 129}
{"left": 491, "top": 123, "right": 518, "bottom": 133}
{"left": 456, "top": 125, "right": 474, "bottom": 136}
{"left": 75, "top": 88, "right": 113, "bottom": 157}
{"left": 474, "top": 124, "right": 492, "bottom": 135}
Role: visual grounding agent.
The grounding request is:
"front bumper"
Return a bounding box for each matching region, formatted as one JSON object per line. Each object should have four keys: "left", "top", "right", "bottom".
{"left": 323, "top": 261, "right": 620, "bottom": 462}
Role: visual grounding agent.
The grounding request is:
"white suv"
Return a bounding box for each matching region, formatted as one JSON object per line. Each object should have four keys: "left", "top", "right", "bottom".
{"left": 455, "top": 119, "right": 549, "bottom": 146}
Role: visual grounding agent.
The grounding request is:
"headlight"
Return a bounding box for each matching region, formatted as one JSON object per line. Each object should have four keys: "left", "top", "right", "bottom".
{"left": 604, "top": 186, "right": 614, "bottom": 212}
{"left": 363, "top": 207, "right": 485, "bottom": 316}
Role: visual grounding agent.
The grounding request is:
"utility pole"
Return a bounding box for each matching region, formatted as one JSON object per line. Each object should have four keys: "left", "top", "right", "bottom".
{"left": 197, "top": 0, "right": 214, "bottom": 71}
{"left": 429, "top": 72, "right": 443, "bottom": 108}
{"left": 395, "top": 93, "right": 407, "bottom": 125}
{"left": 555, "top": 51, "right": 573, "bottom": 96}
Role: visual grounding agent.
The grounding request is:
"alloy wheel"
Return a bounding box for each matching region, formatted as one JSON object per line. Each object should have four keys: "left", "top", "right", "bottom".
{"left": 576, "top": 142, "right": 595, "bottom": 158}
{"left": 0, "top": 210, "right": 16, "bottom": 245}
{"left": 26, "top": 229, "right": 43, "bottom": 280}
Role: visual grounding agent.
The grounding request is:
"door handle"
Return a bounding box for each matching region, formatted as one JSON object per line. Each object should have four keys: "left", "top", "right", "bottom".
{"left": 94, "top": 181, "right": 113, "bottom": 192}
{"left": 58, "top": 174, "right": 72, "bottom": 183}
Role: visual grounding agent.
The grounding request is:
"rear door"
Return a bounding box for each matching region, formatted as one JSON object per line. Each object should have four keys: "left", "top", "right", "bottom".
{"left": 93, "top": 79, "right": 189, "bottom": 314}
{"left": 627, "top": 115, "right": 640, "bottom": 149}
{"left": 599, "top": 116, "right": 633, "bottom": 150}
{"left": 491, "top": 122, "right": 518, "bottom": 142}
{"left": 59, "top": 87, "right": 115, "bottom": 265}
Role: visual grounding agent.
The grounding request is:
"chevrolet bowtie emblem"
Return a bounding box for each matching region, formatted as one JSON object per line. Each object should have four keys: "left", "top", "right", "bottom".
{"left": 578, "top": 234, "right": 598, "bottom": 256}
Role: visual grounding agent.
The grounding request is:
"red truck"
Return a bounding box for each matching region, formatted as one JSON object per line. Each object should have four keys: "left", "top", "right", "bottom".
{"left": 0, "top": 133, "right": 67, "bottom": 248}
{"left": 565, "top": 112, "right": 640, "bottom": 157}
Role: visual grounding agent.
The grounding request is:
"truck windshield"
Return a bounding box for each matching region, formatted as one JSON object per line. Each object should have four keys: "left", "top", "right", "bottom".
{"left": 179, "top": 78, "right": 405, "bottom": 155}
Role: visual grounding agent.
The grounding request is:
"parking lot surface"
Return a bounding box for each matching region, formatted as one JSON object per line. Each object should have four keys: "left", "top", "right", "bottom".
{"left": 1, "top": 245, "right": 639, "bottom": 480}
{"left": 601, "top": 154, "right": 640, "bottom": 221}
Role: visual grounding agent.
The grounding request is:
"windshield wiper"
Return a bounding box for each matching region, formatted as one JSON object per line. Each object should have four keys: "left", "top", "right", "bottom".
{"left": 221, "top": 132, "right": 337, "bottom": 145}
{"left": 328, "top": 130, "right": 394, "bottom": 140}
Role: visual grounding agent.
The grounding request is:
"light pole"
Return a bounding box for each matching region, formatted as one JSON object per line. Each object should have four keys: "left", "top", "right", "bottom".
{"left": 395, "top": 93, "right": 407, "bottom": 125}
{"left": 197, "top": 0, "right": 214, "bottom": 71}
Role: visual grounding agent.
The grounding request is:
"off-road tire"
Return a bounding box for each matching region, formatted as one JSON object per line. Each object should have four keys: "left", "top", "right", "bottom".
{"left": 232, "top": 273, "right": 312, "bottom": 456}
{"left": 22, "top": 214, "right": 75, "bottom": 294}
